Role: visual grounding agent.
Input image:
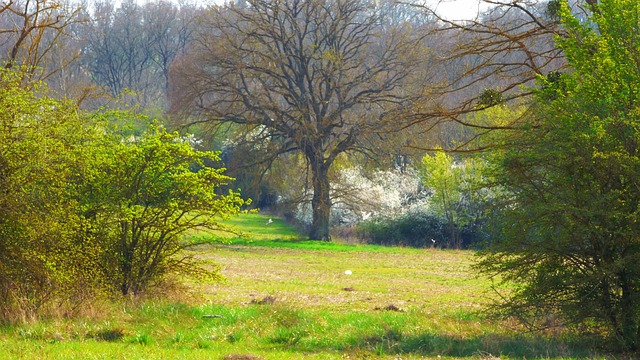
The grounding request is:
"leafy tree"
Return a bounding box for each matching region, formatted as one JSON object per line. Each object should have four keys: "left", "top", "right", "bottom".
{"left": 421, "top": 151, "right": 486, "bottom": 248}
{"left": 171, "top": 0, "right": 423, "bottom": 240}
{"left": 421, "top": 151, "right": 464, "bottom": 248}
{"left": 478, "top": 0, "right": 640, "bottom": 350}
{"left": 79, "top": 122, "right": 247, "bottom": 296}
{"left": 0, "top": 69, "right": 99, "bottom": 320}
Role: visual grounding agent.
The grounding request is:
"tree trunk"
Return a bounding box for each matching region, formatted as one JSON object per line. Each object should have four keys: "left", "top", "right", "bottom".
{"left": 447, "top": 219, "right": 460, "bottom": 249}
{"left": 309, "top": 163, "right": 331, "bottom": 241}
{"left": 619, "top": 271, "right": 639, "bottom": 350}
{"left": 119, "top": 220, "right": 135, "bottom": 296}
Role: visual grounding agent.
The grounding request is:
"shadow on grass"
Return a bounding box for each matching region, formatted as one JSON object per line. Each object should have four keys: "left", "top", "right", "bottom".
{"left": 280, "top": 329, "right": 602, "bottom": 358}
{"left": 393, "top": 332, "right": 595, "bottom": 358}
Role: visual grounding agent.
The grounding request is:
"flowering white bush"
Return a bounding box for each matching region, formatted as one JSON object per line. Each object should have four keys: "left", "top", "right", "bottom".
{"left": 283, "top": 166, "right": 429, "bottom": 226}
{"left": 182, "top": 133, "right": 203, "bottom": 148}
{"left": 333, "top": 166, "right": 429, "bottom": 222}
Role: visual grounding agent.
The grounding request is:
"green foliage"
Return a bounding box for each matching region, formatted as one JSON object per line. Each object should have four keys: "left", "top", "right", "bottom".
{"left": 356, "top": 211, "right": 447, "bottom": 248}
{"left": 420, "top": 151, "right": 488, "bottom": 248}
{"left": 476, "top": 88, "right": 504, "bottom": 108}
{"left": 78, "top": 122, "right": 248, "bottom": 296}
{"left": 0, "top": 67, "right": 248, "bottom": 319}
{"left": 0, "top": 69, "right": 102, "bottom": 320}
{"left": 545, "top": 0, "right": 562, "bottom": 21}
{"left": 479, "top": 0, "right": 640, "bottom": 350}
{"left": 357, "top": 210, "right": 487, "bottom": 249}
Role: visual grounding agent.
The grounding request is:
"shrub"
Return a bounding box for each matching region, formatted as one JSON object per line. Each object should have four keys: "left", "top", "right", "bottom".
{"left": 356, "top": 211, "right": 446, "bottom": 247}
{"left": 0, "top": 69, "right": 104, "bottom": 321}
{"left": 79, "top": 123, "right": 248, "bottom": 296}
{"left": 357, "top": 210, "right": 488, "bottom": 248}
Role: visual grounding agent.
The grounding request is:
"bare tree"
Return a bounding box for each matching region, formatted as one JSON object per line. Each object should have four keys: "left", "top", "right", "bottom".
{"left": 145, "top": 0, "right": 197, "bottom": 93}
{"left": 171, "top": 0, "right": 423, "bottom": 240}
{"left": 0, "top": 0, "right": 86, "bottom": 86}
{"left": 373, "top": 0, "right": 434, "bottom": 27}
{"left": 84, "top": 0, "right": 198, "bottom": 108}
{"left": 85, "top": 1, "right": 154, "bottom": 100}
{"left": 405, "top": 0, "right": 589, "bottom": 151}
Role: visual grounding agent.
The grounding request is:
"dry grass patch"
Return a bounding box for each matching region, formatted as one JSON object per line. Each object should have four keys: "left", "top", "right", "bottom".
{"left": 193, "top": 245, "right": 490, "bottom": 315}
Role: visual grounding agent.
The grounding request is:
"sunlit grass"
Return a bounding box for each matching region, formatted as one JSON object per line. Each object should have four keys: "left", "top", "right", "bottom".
{"left": 190, "top": 213, "right": 431, "bottom": 253}
{"left": 0, "top": 300, "right": 599, "bottom": 360}
{"left": 0, "top": 213, "right": 607, "bottom": 359}
{"left": 187, "top": 213, "right": 303, "bottom": 243}
{"left": 193, "top": 243, "right": 487, "bottom": 314}
{"left": 0, "top": 301, "right": 598, "bottom": 359}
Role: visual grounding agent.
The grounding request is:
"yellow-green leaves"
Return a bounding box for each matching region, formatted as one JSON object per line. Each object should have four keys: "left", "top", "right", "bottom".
{"left": 420, "top": 150, "right": 487, "bottom": 248}
{"left": 0, "top": 69, "right": 96, "bottom": 320}
{"left": 79, "top": 123, "right": 247, "bottom": 296}
{"left": 0, "top": 69, "right": 249, "bottom": 318}
{"left": 479, "top": 0, "right": 640, "bottom": 349}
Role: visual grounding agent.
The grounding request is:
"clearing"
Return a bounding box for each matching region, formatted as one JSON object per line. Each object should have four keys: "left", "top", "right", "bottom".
{"left": 0, "top": 213, "right": 601, "bottom": 359}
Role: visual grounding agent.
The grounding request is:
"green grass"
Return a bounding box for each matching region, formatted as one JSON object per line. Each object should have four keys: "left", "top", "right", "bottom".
{"left": 202, "top": 213, "right": 303, "bottom": 241}
{"left": 0, "top": 213, "right": 610, "bottom": 359}
{"left": 190, "top": 213, "right": 427, "bottom": 253}
{"left": 211, "top": 237, "right": 423, "bottom": 252}
{"left": 0, "top": 302, "right": 599, "bottom": 359}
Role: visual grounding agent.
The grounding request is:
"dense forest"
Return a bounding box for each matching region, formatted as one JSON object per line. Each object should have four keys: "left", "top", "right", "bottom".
{"left": 3, "top": 0, "right": 640, "bottom": 352}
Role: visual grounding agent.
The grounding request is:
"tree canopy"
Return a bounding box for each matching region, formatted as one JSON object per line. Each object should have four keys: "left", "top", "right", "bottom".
{"left": 478, "top": 0, "right": 640, "bottom": 350}
{"left": 171, "top": 0, "right": 424, "bottom": 240}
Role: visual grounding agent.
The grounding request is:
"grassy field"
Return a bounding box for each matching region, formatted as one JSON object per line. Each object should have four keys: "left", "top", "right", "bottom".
{"left": 0, "top": 214, "right": 605, "bottom": 359}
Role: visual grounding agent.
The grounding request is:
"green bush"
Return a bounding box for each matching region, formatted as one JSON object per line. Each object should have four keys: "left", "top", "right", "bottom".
{"left": 356, "top": 211, "right": 446, "bottom": 247}
{"left": 0, "top": 69, "right": 104, "bottom": 321}
{"left": 78, "top": 123, "right": 248, "bottom": 296}
{"left": 357, "top": 210, "right": 487, "bottom": 248}
{"left": 0, "top": 67, "right": 249, "bottom": 321}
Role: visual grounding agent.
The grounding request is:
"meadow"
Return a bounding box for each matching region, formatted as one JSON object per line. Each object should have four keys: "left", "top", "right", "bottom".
{"left": 0, "top": 214, "right": 605, "bottom": 359}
